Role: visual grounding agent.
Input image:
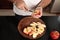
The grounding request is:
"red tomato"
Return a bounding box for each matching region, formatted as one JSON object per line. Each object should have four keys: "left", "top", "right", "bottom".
{"left": 50, "top": 31, "right": 59, "bottom": 40}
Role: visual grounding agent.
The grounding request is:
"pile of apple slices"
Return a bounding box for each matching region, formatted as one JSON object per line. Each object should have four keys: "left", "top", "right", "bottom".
{"left": 23, "top": 22, "right": 46, "bottom": 38}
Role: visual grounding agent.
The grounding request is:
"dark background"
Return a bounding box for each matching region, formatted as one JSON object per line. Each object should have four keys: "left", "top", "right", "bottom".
{"left": 1, "top": 16, "right": 60, "bottom": 40}
{"left": 0, "top": 0, "right": 13, "bottom": 9}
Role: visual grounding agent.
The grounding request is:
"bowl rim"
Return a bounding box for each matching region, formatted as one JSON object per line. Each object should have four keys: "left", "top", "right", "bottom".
{"left": 17, "top": 17, "right": 46, "bottom": 39}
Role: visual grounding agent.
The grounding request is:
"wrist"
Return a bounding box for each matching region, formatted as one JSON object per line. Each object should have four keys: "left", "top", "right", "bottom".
{"left": 14, "top": 0, "right": 24, "bottom": 3}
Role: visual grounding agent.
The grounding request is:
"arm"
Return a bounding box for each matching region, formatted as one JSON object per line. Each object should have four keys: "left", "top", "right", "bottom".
{"left": 10, "top": 0, "right": 28, "bottom": 11}
{"left": 9, "top": 0, "right": 23, "bottom": 3}
{"left": 36, "top": 0, "right": 52, "bottom": 9}
{"left": 32, "top": 0, "right": 52, "bottom": 18}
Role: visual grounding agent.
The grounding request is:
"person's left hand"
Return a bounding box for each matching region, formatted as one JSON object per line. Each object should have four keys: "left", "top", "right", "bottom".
{"left": 31, "top": 10, "right": 42, "bottom": 18}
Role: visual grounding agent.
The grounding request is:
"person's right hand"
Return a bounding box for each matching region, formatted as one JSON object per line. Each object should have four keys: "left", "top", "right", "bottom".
{"left": 15, "top": 0, "right": 28, "bottom": 11}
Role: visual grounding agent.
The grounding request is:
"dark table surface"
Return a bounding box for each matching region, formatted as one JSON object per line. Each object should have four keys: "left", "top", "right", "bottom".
{"left": 1, "top": 16, "right": 60, "bottom": 40}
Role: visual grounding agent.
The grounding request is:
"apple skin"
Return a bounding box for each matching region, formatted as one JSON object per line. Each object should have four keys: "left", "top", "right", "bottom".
{"left": 50, "top": 31, "right": 60, "bottom": 40}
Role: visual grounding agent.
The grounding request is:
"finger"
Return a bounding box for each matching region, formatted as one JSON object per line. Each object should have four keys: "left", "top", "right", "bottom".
{"left": 24, "top": 4, "right": 29, "bottom": 11}
{"left": 24, "top": 7, "right": 28, "bottom": 11}
{"left": 31, "top": 13, "right": 37, "bottom": 18}
{"left": 17, "top": 6, "right": 23, "bottom": 10}
{"left": 33, "top": 14, "right": 40, "bottom": 18}
{"left": 32, "top": 15, "right": 39, "bottom": 18}
{"left": 31, "top": 13, "right": 42, "bottom": 18}
{"left": 22, "top": 7, "right": 27, "bottom": 11}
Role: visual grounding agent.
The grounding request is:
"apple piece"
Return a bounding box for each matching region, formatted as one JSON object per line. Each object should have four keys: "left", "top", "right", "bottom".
{"left": 32, "top": 32, "right": 38, "bottom": 38}
{"left": 34, "top": 10, "right": 40, "bottom": 14}
{"left": 32, "top": 10, "right": 42, "bottom": 18}
{"left": 27, "top": 27, "right": 32, "bottom": 33}
{"left": 30, "top": 22, "right": 37, "bottom": 27}
{"left": 34, "top": 10, "right": 41, "bottom": 16}
{"left": 37, "top": 27, "right": 44, "bottom": 34}
{"left": 41, "top": 24, "right": 46, "bottom": 28}
{"left": 23, "top": 28, "right": 29, "bottom": 34}
{"left": 29, "top": 30, "right": 34, "bottom": 36}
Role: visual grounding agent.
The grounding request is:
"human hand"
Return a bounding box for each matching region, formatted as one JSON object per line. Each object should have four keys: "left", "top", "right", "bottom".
{"left": 15, "top": 0, "right": 28, "bottom": 11}
{"left": 31, "top": 9, "right": 42, "bottom": 18}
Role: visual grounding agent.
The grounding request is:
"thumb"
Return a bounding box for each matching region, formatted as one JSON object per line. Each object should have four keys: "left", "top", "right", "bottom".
{"left": 24, "top": 4, "right": 29, "bottom": 11}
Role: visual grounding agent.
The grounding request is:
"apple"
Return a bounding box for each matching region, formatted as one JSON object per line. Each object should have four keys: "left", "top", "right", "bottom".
{"left": 32, "top": 10, "right": 42, "bottom": 18}
{"left": 34, "top": 10, "right": 41, "bottom": 16}
{"left": 50, "top": 31, "right": 59, "bottom": 40}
